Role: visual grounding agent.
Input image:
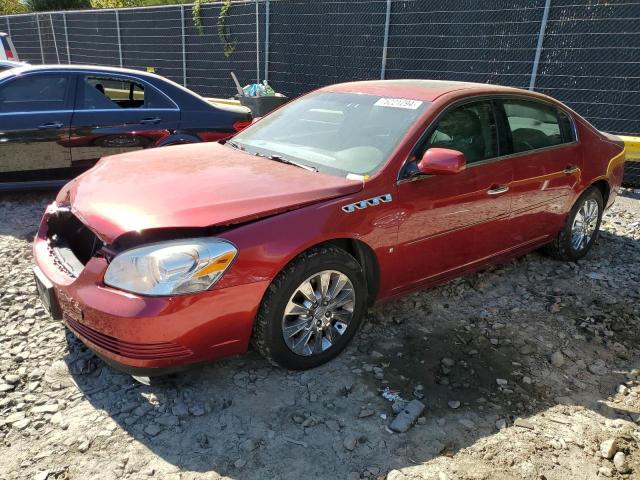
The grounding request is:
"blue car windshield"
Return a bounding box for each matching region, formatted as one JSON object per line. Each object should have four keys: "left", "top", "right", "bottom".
{"left": 231, "top": 92, "right": 430, "bottom": 177}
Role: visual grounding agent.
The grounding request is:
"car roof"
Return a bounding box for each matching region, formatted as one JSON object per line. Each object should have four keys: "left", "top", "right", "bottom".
{"left": 6, "top": 64, "right": 164, "bottom": 80}
{"left": 0, "top": 60, "right": 26, "bottom": 67}
{"left": 320, "top": 79, "right": 525, "bottom": 101}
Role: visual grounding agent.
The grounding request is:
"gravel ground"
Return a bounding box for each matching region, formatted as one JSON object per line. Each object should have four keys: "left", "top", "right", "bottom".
{"left": 1, "top": 189, "right": 639, "bottom": 480}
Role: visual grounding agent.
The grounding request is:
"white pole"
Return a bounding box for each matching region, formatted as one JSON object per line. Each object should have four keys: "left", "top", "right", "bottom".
{"left": 530, "top": 0, "right": 552, "bottom": 91}
{"left": 49, "top": 13, "right": 60, "bottom": 64}
{"left": 115, "top": 10, "right": 123, "bottom": 68}
{"left": 380, "top": 0, "right": 392, "bottom": 80}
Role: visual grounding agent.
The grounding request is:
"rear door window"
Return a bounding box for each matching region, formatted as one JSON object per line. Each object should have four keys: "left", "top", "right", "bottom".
{"left": 0, "top": 74, "right": 70, "bottom": 112}
{"left": 80, "top": 75, "right": 174, "bottom": 110}
{"left": 501, "top": 100, "right": 575, "bottom": 154}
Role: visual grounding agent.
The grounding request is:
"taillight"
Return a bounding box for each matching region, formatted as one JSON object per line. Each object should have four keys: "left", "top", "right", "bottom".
{"left": 197, "top": 131, "right": 229, "bottom": 142}
{"left": 5, "top": 49, "right": 14, "bottom": 60}
{"left": 233, "top": 120, "right": 251, "bottom": 132}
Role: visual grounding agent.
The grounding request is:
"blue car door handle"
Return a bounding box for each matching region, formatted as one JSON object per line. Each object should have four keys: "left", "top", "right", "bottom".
{"left": 38, "top": 122, "right": 64, "bottom": 129}
{"left": 140, "top": 117, "right": 162, "bottom": 125}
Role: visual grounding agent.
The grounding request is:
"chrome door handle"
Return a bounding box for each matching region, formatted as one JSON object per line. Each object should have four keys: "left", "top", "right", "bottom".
{"left": 140, "top": 117, "right": 161, "bottom": 125}
{"left": 38, "top": 122, "right": 63, "bottom": 129}
{"left": 563, "top": 165, "right": 579, "bottom": 174}
{"left": 487, "top": 185, "right": 509, "bottom": 196}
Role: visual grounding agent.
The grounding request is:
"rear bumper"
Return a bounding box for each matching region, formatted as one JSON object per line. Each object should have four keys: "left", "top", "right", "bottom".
{"left": 33, "top": 208, "right": 269, "bottom": 374}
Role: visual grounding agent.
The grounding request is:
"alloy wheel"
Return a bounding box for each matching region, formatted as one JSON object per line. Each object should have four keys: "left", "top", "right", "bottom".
{"left": 570, "top": 198, "right": 599, "bottom": 251}
{"left": 281, "top": 270, "right": 355, "bottom": 356}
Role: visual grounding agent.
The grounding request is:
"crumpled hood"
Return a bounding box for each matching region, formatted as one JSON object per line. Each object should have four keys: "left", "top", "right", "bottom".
{"left": 58, "top": 142, "right": 363, "bottom": 243}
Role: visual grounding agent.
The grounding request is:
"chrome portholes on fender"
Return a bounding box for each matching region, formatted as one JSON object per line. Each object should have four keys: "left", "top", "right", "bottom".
{"left": 342, "top": 194, "right": 392, "bottom": 213}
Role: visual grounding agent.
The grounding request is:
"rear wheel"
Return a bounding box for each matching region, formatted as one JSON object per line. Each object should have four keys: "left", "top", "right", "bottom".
{"left": 252, "top": 246, "right": 367, "bottom": 370}
{"left": 545, "top": 187, "right": 603, "bottom": 261}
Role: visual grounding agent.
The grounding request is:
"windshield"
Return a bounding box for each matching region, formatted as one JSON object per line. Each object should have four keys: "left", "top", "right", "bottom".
{"left": 231, "top": 92, "right": 430, "bottom": 177}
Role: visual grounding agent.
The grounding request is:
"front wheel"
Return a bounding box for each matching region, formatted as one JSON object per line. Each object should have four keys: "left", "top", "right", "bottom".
{"left": 545, "top": 187, "right": 603, "bottom": 261}
{"left": 252, "top": 246, "right": 367, "bottom": 370}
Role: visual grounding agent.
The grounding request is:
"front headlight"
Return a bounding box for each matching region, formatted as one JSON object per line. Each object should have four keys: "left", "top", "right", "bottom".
{"left": 104, "top": 238, "right": 237, "bottom": 296}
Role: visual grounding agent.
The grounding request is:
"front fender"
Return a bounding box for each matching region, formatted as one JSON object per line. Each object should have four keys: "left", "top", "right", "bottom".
{"left": 213, "top": 187, "right": 400, "bottom": 298}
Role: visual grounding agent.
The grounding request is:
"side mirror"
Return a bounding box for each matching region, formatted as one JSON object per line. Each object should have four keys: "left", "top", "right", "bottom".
{"left": 417, "top": 148, "right": 466, "bottom": 175}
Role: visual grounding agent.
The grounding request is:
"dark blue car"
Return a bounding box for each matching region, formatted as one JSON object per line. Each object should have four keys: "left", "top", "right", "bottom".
{"left": 0, "top": 65, "right": 251, "bottom": 190}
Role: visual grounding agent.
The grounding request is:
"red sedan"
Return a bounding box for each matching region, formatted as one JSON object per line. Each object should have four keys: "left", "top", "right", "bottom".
{"left": 33, "top": 80, "right": 625, "bottom": 375}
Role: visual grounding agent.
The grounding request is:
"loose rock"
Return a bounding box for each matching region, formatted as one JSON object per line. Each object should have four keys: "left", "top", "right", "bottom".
{"left": 389, "top": 400, "right": 425, "bottom": 433}
{"left": 550, "top": 351, "right": 565, "bottom": 368}
{"left": 600, "top": 438, "right": 618, "bottom": 460}
{"left": 613, "top": 452, "right": 630, "bottom": 474}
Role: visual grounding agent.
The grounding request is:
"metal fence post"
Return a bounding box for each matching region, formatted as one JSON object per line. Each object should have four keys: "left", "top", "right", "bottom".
{"left": 36, "top": 14, "right": 45, "bottom": 63}
{"left": 255, "top": 0, "right": 260, "bottom": 83}
{"left": 264, "top": 0, "right": 269, "bottom": 82}
{"left": 63, "top": 12, "right": 70, "bottom": 63}
{"left": 529, "top": 0, "right": 552, "bottom": 91}
{"left": 49, "top": 13, "right": 60, "bottom": 64}
{"left": 181, "top": 5, "right": 187, "bottom": 87}
{"left": 115, "top": 10, "right": 123, "bottom": 68}
{"left": 380, "top": 0, "right": 392, "bottom": 80}
{"left": 5, "top": 17, "right": 11, "bottom": 37}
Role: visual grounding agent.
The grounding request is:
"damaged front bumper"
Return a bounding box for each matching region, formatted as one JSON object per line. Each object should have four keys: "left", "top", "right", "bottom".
{"left": 32, "top": 204, "right": 269, "bottom": 375}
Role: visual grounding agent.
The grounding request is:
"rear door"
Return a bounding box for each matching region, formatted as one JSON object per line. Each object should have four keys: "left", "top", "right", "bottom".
{"left": 497, "top": 98, "right": 581, "bottom": 243}
{"left": 69, "top": 73, "right": 180, "bottom": 165}
{"left": 0, "top": 72, "right": 74, "bottom": 183}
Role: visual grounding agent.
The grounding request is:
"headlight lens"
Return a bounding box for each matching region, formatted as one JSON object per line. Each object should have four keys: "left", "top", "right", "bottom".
{"left": 104, "top": 238, "right": 237, "bottom": 296}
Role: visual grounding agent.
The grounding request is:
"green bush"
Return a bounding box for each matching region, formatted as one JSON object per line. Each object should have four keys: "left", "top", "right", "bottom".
{"left": 24, "top": 0, "right": 91, "bottom": 11}
{"left": 1, "top": 0, "right": 28, "bottom": 15}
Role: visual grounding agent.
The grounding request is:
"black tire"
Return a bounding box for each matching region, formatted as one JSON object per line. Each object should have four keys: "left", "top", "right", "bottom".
{"left": 545, "top": 187, "right": 603, "bottom": 261}
{"left": 252, "top": 246, "right": 367, "bottom": 370}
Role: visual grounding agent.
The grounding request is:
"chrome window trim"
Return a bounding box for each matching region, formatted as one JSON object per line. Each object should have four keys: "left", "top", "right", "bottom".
{"left": 0, "top": 108, "right": 181, "bottom": 117}
{"left": 396, "top": 93, "right": 579, "bottom": 185}
{"left": 0, "top": 68, "right": 180, "bottom": 111}
{"left": 73, "top": 107, "right": 180, "bottom": 113}
{"left": 77, "top": 71, "right": 180, "bottom": 111}
{"left": 0, "top": 109, "right": 75, "bottom": 116}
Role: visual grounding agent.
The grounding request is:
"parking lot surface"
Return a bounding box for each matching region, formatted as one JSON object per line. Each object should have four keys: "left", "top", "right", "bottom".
{"left": 1, "top": 190, "right": 639, "bottom": 480}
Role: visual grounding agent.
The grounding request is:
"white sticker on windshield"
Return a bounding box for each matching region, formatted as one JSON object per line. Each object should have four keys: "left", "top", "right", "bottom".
{"left": 374, "top": 98, "right": 423, "bottom": 110}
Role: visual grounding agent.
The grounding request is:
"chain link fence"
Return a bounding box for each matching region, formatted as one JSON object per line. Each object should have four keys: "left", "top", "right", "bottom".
{"left": 2, "top": 0, "right": 639, "bottom": 135}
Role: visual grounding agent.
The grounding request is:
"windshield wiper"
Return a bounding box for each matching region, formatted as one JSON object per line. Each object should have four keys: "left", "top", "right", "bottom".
{"left": 268, "top": 154, "right": 318, "bottom": 172}
{"left": 225, "top": 140, "right": 244, "bottom": 151}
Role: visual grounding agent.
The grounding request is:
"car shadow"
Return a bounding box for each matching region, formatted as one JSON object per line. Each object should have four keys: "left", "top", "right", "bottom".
{"left": 60, "top": 214, "right": 640, "bottom": 479}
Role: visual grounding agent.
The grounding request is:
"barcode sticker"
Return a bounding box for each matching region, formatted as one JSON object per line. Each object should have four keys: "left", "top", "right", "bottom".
{"left": 374, "top": 98, "right": 423, "bottom": 109}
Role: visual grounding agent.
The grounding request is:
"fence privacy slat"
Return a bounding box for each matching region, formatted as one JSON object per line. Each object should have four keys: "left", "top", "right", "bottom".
{"left": 1, "top": 0, "right": 639, "bottom": 135}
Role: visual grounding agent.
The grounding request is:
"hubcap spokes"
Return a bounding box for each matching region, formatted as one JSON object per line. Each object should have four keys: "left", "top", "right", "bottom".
{"left": 282, "top": 270, "right": 355, "bottom": 356}
{"left": 571, "top": 199, "right": 599, "bottom": 251}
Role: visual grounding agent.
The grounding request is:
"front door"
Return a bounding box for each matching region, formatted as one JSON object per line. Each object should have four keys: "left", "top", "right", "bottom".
{"left": 69, "top": 73, "right": 180, "bottom": 165}
{"left": 0, "top": 72, "right": 74, "bottom": 183}
{"left": 395, "top": 100, "right": 513, "bottom": 292}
